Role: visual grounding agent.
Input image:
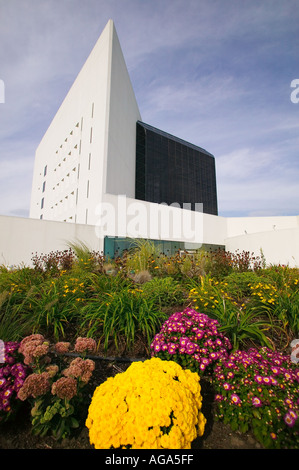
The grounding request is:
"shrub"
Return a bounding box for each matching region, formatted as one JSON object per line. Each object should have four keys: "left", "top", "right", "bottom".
{"left": 0, "top": 341, "right": 28, "bottom": 423}
{"left": 151, "top": 308, "right": 232, "bottom": 375}
{"left": 86, "top": 357, "right": 206, "bottom": 449}
{"left": 213, "top": 347, "right": 299, "bottom": 448}
{"left": 17, "top": 334, "right": 95, "bottom": 439}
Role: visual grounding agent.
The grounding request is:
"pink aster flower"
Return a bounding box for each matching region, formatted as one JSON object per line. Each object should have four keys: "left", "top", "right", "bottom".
{"left": 284, "top": 411, "right": 297, "bottom": 427}
{"left": 252, "top": 397, "right": 262, "bottom": 407}
{"left": 231, "top": 393, "right": 242, "bottom": 405}
{"left": 262, "top": 376, "right": 271, "bottom": 385}
{"left": 223, "top": 382, "right": 232, "bottom": 390}
{"left": 254, "top": 374, "right": 263, "bottom": 384}
{"left": 215, "top": 394, "right": 224, "bottom": 401}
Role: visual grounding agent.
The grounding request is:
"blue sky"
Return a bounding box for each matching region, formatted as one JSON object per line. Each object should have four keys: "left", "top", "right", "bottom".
{"left": 0, "top": 0, "right": 298, "bottom": 218}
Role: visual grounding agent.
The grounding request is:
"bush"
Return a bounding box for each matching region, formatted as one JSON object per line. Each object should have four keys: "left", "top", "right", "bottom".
{"left": 151, "top": 308, "right": 232, "bottom": 375}
{"left": 86, "top": 357, "right": 206, "bottom": 449}
{"left": 213, "top": 347, "right": 299, "bottom": 448}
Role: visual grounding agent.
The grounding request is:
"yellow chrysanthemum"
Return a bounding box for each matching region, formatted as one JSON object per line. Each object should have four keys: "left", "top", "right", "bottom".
{"left": 86, "top": 357, "right": 206, "bottom": 449}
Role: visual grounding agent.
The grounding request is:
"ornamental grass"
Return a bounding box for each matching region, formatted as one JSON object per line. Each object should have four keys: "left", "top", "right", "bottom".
{"left": 86, "top": 357, "right": 206, "bottom": 449}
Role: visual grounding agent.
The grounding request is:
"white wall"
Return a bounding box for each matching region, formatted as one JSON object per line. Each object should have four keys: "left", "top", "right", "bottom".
{"left": 30, "top": 20, "right": 140, "bottom": 227}
{"left": 0, "top": 215, "right": 103, "bottom": 267}
{"left": 225, "top": 227, "right": 299, "bottom": 268}
{"left": 30, "top": 20, "right": 112, "bottom": 224}
{"left": 1, "top": 212, "right": 299, "bottom": 268}
{"left": 105, "top": 23, "right": 141, "bottom": 198}
{"left": 226, "top": 215, "right": 299, "bottom": 237}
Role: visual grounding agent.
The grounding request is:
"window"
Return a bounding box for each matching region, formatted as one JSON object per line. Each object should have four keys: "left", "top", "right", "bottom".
{"left": 90, "top": 127, "right": 93, "bottom": 143}
{"left": 42, "top": 181, "right": 46, "bottom": 193}
{"left": 41, "top": 198, "right": 44, "bottom": 209}
{"left": 44, "top": 165, "right": 47, "bottom": 177}
{"left": 87, "top": 180, "right": 90, "bottom": 198}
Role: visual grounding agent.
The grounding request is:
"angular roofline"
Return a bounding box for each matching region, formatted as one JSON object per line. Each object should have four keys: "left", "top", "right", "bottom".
{"left": 137, "top": 121, "right": 214, "bottom": 158}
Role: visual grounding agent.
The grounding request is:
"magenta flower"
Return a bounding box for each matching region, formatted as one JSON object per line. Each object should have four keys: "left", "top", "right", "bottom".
{"left": 223, "top": 382, "right": 232, "bottom": 390}
{"left": 262, "top": 376, "right": 271, "bottom": 385}
{"left": 254, "top": 374, "right": 263, "bottom": 384}
{"left": 284, "top": 411, "right": 297, "bottom": 427}
{"left": 252, "top": 397, "right": 262, "bottom": 407}
{"left": 215, "top": 394, "right": 224, "bottom": 401}
{"left": 231, "top": 393, "right": 242, "bottom": 405}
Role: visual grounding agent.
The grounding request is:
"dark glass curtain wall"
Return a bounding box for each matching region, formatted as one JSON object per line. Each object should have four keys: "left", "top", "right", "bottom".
{"left": 135, "top": 121, "right": 218, "bottom": 215}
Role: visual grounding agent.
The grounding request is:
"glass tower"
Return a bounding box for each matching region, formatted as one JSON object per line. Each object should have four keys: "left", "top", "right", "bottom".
{"left": 135, "top": 121, "right": 218, "bottom": 215}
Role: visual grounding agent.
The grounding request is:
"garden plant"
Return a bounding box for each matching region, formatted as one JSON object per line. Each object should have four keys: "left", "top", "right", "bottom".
{"left": 0, "top": 241, "right": 298, "bottom": 449}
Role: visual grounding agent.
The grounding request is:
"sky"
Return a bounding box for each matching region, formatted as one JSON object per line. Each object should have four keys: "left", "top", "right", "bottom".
{"left": 0, "top": 0, "right": 298, "bottom": 218}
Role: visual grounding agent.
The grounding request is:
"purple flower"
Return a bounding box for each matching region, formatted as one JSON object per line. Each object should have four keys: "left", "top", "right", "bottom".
{"left": 262, "top": 376, "right": 271, "bottom": 385}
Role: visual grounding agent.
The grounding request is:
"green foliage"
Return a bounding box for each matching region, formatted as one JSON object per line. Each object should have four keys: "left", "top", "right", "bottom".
{"left": 188, "top": 275, "right": 276, "bottom": 350}
{"left": 30, "top": 396, "right": 80, "bottom": 439}
{"left": 80, "top": 283, "right": 166, "bottom": 351}
{"left": 141, "top": 276, "right": 185, "bottom": 307}
{"left": 219, "top": 271, "right": 262, "bottom": 301}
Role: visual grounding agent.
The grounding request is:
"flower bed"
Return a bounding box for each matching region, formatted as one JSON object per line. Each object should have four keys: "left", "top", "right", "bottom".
{"left": 213, "top": 347, "right": 299, "bottom": 448}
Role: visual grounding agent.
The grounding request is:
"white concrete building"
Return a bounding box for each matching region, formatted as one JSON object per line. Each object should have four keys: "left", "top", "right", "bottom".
{"left": 1, "top": 19, "right": 297, "bottom": 268}
{"left": 30, "top": 20, "right": 141, "bottom": 224}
